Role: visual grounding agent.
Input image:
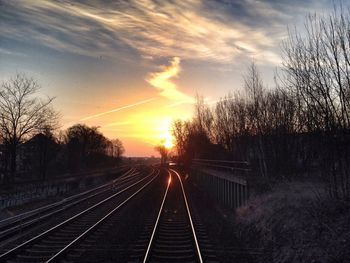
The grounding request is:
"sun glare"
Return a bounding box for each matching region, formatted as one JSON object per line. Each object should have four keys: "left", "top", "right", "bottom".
{"left": 162, "top": 131, "right": 174, "bottom": 149}
{"left": 156, "top": 118, "right": 175, "bottom": 150}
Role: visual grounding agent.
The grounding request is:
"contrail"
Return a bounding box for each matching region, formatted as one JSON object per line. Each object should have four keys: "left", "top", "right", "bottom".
{"left": 80, "top": 98, "right": 155, "bottom": 121}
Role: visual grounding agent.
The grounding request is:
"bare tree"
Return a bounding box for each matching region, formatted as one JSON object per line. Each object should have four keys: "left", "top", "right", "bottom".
{"left": 0, "top": 74, "right": 58, "bottom": 182}
{"left": 172, "top": 120, "right": 187, "bottom": 159}
{"left": 213, "top": 93, "right": 249, "bottom": 157}
{"left": 194, "top": 95, "right": 214, "bottom": 141}
{"left": 244, "top": 62, "right": 268, "bottom": 177}
{"left": 107, "top": 139, "right": 125, "bottom": 159}
{"left": 282, "top": 8, "right": 350, "bottom": 200}
{"left": 155, "top": 143, "right": 169, "bottom": 165}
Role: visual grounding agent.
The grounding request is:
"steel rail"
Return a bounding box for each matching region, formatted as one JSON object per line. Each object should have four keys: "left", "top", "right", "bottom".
{"left": 142, "top": 171, "right": 171, "bottom": 263}
{"left": 46, "top": 170, "right": 160, "bottom": 262}
{"left": 0, "top": 167, "right": 135, "bottom": 227}
{"left": 0, "top": 169, "right": 141, "bottom": 240}
{"left": 171, "top": 169, "right": 204, "bottom": 263}
{"left": 0, "top": 169, "right": 155, "bottom": 260}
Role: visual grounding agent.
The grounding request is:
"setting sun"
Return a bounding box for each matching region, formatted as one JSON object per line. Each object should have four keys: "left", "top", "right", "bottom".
{"left": 162, "top": 131, "right": 174, "bottom": 149}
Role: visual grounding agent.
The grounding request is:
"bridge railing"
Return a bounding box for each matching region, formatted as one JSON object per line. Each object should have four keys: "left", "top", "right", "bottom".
{"left": 191, "top": 159, "right": 251, "bottom": 176}
{"left": 190, "top": 159, "right": 251, "bottom": 208}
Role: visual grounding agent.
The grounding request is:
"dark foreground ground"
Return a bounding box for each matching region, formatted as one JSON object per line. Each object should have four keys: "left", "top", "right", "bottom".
{"left": 234, "top": 181, "right": 350, "bottom": 263}
{"left": 1, "top": 167, "right": 349, "bottom": 262}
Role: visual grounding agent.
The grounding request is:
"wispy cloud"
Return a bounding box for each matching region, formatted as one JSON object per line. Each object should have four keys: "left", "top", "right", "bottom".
{"left": 104, "top": 121, "right": 131, "bottom": 127}
{"left": 0, "top": 47, "right": 27, "bottom": 57}
{"left": 80, "top": 98, "right": 155, "bottom": 121}
{"left": 1, "top": 0, "right": 326, "bottom": 65}
{"left": 146, "top": 57, "right": 194, "bottom": 103}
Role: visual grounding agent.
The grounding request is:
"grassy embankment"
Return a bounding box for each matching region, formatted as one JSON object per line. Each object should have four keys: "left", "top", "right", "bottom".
{"left": 235, "top": 179, "right": 350, "bottom": 262}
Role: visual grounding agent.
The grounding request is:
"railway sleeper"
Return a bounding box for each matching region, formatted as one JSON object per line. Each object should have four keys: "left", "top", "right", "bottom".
{"left": 41, "top": 239, "right": 69, "bottom": 245}
{"left": 156, "top": 234, "right": 192, "bottom": 240}
{"left": 159, "top": 224, "right": 190, "bottom": 229}
{"left": 54, "top": 232, "right": 78, "bottom": 237}
{"left": 24, "top": 248, "right": 58, "bottom": 254}
{"left": 136, "top": 233, "right": 152, "bottom": 240}
{"left": 152, "top": 247, "right": 195, "bottom": 255}
{"left": 16, "top": 254, "right": 52, "bottom": 262}
{"left": 47, "top": 235, "right": 73, "bottom": 241}
{"left": 153, "top": 239, "right": 192, "bottom": 245}
{"left": 157, "top": 230, "right": 192, "bottom": 237}
{"left": 151, "top": 253, "right": 196, "bottom": 262}
{"left": 132, "top": 241, "right": 148, "bottom": 247}
{"left": 33, "top": 244, "right": 63, "bottom": 249}
{"left": 155, "top": 243, "right": 194, "bottom": 250}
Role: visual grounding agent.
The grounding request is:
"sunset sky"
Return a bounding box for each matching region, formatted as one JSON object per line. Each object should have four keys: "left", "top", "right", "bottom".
{"left": 0, "top": 0, "right": 335, "bottom": 156}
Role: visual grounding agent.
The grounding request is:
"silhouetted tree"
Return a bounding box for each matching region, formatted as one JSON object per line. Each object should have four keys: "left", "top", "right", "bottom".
{"left": 172, "top": 99, "right": 221, "bottom": 166}
{"left": 213, "top": 93, "right": 249, "bottom": 159}
{"left": 155, "top": 144, "right": 169, "bottom": 165}
{"left": 194, "top": 95, "right": 214, "bottom": 141}
{"left": 171, "top": 5, "right": 350, "bottom": 200}
{"left": 106, "top": 138, "right": 125, "bottom": 159}
{"left": 23, "top": 130, "right": 59, "bottom": 180}
{"left": 172, "top": 120, "right": 187, "bottom": 160}
{"left": 65, "top": 124, "right": 108, "bottom": 170}
{"left": 282, "top": 8, "right": 350, "bottom": 199}
{"left": 244, "top": 62, "right": 268, "bottom": 177}
{"left": 0, "top": 74, "right": 58, "bottom": 183}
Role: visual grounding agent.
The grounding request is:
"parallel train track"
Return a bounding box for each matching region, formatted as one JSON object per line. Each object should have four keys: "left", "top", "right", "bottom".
{"left": 0, "top": 168, "right": 140, "bottom": 244}
{"left": 0, "top": 167, "right": 223, "bottom": 262}
{"left": 133, "top": 169, "right": 218, "bottom": 263}
{"left": 0, "top": 169, "right": 159, "bottom": 263}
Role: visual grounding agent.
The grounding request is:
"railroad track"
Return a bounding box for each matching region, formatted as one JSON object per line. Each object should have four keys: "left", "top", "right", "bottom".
{"left": 0, "top": 169, "right": 159, "bottom": 263}
{"left": 0, "top": 167, "right": 140, "bottom": 244}
{"left": 134, "top": 169, "right": 217, "bottom": 263}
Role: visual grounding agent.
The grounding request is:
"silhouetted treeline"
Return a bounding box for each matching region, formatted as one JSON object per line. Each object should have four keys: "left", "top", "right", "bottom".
{"left": 173, "top": 8, "right": 350, "bottom": 200}
{"left": 64, "top": 124, "right": 124, "bottom": 172}
{"left": 1, "top": 123, "right": 125, "bottom": 183}
{"left": 0, "top": 74, "right": 125, "bottom": 184}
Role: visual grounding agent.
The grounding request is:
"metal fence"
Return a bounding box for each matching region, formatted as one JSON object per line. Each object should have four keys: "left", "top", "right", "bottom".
{"left": 191, "top": 159, "right": 251, "bottom": 208}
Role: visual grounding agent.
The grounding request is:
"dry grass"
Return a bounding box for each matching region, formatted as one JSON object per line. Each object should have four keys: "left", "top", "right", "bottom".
{"left": 235, "top": 181, "right": 350, "bottom": 262}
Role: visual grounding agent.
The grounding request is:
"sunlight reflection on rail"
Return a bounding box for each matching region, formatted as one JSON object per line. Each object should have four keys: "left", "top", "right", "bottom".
{"left": 168, "top": 175, "right": 172, "bottom": 185}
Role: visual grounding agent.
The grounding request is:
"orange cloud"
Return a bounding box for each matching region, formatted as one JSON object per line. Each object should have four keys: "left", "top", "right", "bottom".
{"left": 146, "top": 57, "right": 194, "bottom": 103}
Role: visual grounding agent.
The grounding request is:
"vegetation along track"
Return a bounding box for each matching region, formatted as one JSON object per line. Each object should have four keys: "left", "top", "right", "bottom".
{"left": 137, "top": 169, "right": 218, "bottom": 263}
{"left": 0, "top": 169, "right": 159, "bottom": 263}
